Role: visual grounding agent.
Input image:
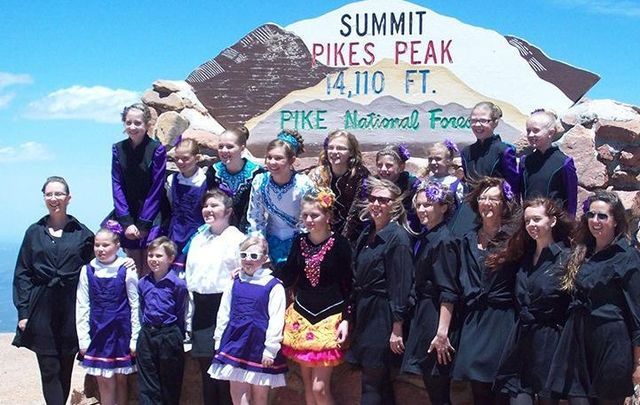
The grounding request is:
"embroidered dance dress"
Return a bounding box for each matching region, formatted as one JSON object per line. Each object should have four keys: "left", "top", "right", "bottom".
{"left": 346, "top": 221, "right": 414, "bottom": 368}
{"left": 519, "top": 146, "right": 578, "bottom": 217}
{"left": 451, "top": 231, "right": 516, "bottom": 383}
{"left": 402, "top": 222, "right": 459, "bottom": 377}
{"left": 76, "top": 257, "right": 140, "bottom": 377}
{"left": 206, "top": 159, "right": 264, "bottom": 233}
{"left": 547, "top": 237, "right": 640, "bottom": 400}
{"left": 209, "top": 268, "right": 287, "bottom": 387}
{"left": 493, "top": 243, "right": 570, "bottom": 398}
{"left": 277, "top": 233, "right": 353, "bottom": 366}
{"left": 449, "top": 135, "right": 519, "bottom": 238}
{"left": 110, "top": 135, "right": 167, "bottom": 249}
{"left": 247, "top": 171, "right": 314, "bottom": 267}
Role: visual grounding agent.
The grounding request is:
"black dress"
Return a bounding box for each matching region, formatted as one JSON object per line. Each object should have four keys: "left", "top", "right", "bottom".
{"left": 346, "top": 221, "right": 414, "bottom": 368}
{"left": 449, "top": 135, "right": 519, "bottom": 238}
{"left": 451, "top": 231, "right": 516, "bottom": 383}
{"left": 12, "top": 215, "right": 95, "bottom": 355}
{"left": 402, "top": 222, "right": 459, "bottom": 376}
{"left": 547, "top": 237, "right": 640, "bottom": 400}
{"left": 494, "top": 242, "right": 571, "bottom": 398}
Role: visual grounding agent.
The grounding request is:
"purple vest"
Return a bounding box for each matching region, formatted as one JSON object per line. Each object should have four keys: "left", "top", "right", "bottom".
{"left": 168, "top": 174, "right": 207, "bottom": 250}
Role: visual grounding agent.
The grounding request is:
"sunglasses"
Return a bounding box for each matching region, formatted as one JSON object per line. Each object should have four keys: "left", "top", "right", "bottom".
{"left": 586, "top": 211, "right": 609, "bottom": 221}
{"left": 240, "top": 252, "right": 263, "bottom": 260}
{"left": 368, "top": 195, "right": 393, "bottom": 205}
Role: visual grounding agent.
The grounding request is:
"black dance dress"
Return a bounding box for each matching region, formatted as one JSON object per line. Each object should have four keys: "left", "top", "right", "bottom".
{"left": 547, "top": 237, "right": 640, "bottom": 400}
{"left": 494, "top": 242, "right": 571, "bottom": 398}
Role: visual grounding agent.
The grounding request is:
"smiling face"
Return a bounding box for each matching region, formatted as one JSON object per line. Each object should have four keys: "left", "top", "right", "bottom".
{"left": 476, "top": 186, "right": 504, "bottom": 222}
{"left": 427, "top": 146, "right": 449, "bottom": 177}
{"left": 218, "top": 131, "right": 244, "bottom": 166}
{"left": 123, "top": 108, "right": 148, "bottom": 143}
{"left": 376, "top": 155, "right": 403, "bottom": 183}
{"left": 587, "top": 200, "right": 617, "bottom": 245}
{"left": 524, "top": 205, "right": 556, "bottom": 241}
{"left": 368, "top": 187, "right": 394, "bottom": 225}
{"left": 240, "top": 243, "right": 268, "bottom": 276}
{"left": 43, "top": 181, "right": 71, "bottom": 215}
{"left": 470, "top": 106, "right": 498, "bottom": 141}
{"left": 326, "top": 136, "right": 352, "bottom": 169}
{"left": 201, "top": 196, "right": 231, "bottom": 228}
{"left": 147, "top": 247, "right": 173, "bottom": 278}
{"left": 301, "top": 202, "right": 331, "bottom": 234}
{"left": 526, "top": 114, "right": 555, "bottom": 152}
{"left": 94, "top": 231, "right": 120, "bottom": 264}
{"left": 265, "top": 145, "right": 292, "bottom": 176}
{"left": 415, "top": 191, "right": 447, "bottom": 229}
{"left": 174, "top": 146, "right": 198, "bottom": 177}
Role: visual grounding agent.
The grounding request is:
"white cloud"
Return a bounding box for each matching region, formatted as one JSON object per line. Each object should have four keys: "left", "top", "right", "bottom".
{"left": 0, "top": 72, "right": 33, "bottom": 89}
{"left": 0, "top": 93, "right": 16, "bottom": 109}
{"left": 25, "top": 85, "right": 140, "bottom": 123}
{"left": 553, "top": 0, "right": 640, "bottom": 17}
{"left": 0, "top": 142, "right": 54, "bottom": 163}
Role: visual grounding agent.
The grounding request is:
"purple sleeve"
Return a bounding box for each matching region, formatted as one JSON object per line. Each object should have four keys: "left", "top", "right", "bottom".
{"left": 562, "top": 157, "right": 578, "bottom": 218}
{"left": 137, "top": 144, "right": 167, "bottom": 232}
{"left": 111, "top": 145, "right": 134, "bottom": 227}
{"left": 500, "top": 146, "right": 520, "bottom": 197}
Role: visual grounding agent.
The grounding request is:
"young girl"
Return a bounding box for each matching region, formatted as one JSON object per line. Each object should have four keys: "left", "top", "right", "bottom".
{"left": 165, "top": 138, "right": 208, "bottom": 272}
{"left": 76, "top": 224, "right": 140, "bottom": 405}
{"left": 185, "top": 189, "right": 245, "bottom": 405}
{"left": 209, "top": 235, "right": 288, "bottom": 405}
{"left": 111, "top": 103, "right": 167, "bottom": 274}
{"left": 278, "top": 189, "right": 353, "bottom": 405}
{"left": 206, "top": 126, "right": 264, "bottom": 233}
{"left": 247, "top": 130, "right": 314, "bottom": 268}
{"left": 423, "top": 140, "right": 464, "bottom": 204}
{"left": 376, "top": 144, "right": 421, "bottom": 233}
{"left": 308, "top": 130, "right": 370, "bottom": 243}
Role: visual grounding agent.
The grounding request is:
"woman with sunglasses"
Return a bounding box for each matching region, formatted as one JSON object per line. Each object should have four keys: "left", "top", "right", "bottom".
{"left": 346, "top": 177, "right": 415, "bottom": 405}
{"left": 451, "top": 177, "right": 518, "bottom": 405}
{"left": 13, "top": 176, "right": 95, "bottom": 405}
{"left": 449, "top": 101, "right": 520, "bottom": 238}
{"left": 488, "top": 198, "right": 574, "bottom": 405}
{"left": 519, "top": 109, "right": 577, "bottom": 217}
{"left": 184, "top": 188, "right": 245, "bottom": 405}
{"left": 547, "top": 191, "right": 640, "bottom": 404}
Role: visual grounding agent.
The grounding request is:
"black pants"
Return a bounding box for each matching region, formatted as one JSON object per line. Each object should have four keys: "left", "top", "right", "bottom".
{"left": 36, "top": 353, "right": 75, "bottom": 405}
{"left": 361, "top": 366, "right": 395, "bottom": 405}
{"left": 137, "top": 324, "right": 185, "bottom": 405}
{"left": 197, "top": 357, "right": 232, "bottom": 405}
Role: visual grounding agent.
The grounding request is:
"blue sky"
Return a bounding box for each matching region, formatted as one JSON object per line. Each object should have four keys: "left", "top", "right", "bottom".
{"left": 0, "top": 0, "right": 638, "bottom": 243}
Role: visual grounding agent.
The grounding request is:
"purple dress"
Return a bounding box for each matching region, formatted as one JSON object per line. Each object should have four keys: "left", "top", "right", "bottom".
{"left": 168, "top": 174, "right": 207, "bottom": 251}
{"left": 82, "top": 263, "right": 135, "bottom": 374}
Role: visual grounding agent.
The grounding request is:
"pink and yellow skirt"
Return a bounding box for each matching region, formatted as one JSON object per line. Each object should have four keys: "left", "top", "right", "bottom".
{"left": 281, "top": 304, "right": 345, "bottom": 367}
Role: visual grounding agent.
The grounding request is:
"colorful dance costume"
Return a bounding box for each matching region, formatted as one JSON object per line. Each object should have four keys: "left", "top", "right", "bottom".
{"left": 309, "top": 164, "right": 370, "bottom": 243}
{"left": 494, "top": 242, "right": 570, "bottom": 399}
{"left": 519, "top": 146, "right": 578, "bottom": 217}
{"left": 449, "top": 135, "right": 519, "bottom": 238}
{"left": 111, "top": 135, "right": 167, "bottom": 249}
{"left": 206, "top": 159, "right": 264, "bottom": 233}
{"left": 209, "top": 268, "right": 288, "bottom": 387}
{"left": 547, "top": 237, "right": 640, "bottom": 400}
{"left": 247, "top": 171, "right": 314, "bottom": 267}
{"left": 451, "top": 230, "right": 516, "bottom": 383}
{"left": 277, "top": 233, "right": 353, "bottom": 366}
{"left": 76, "top": 257, "right": 140, "bottom": 377}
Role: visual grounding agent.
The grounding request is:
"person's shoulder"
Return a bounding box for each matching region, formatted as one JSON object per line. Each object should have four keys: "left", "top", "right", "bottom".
{"left": 67, "top": 216, "right": 94, "bottom": 236}
{"left": 224, "top": 226, "right": 246, "bottom": 241}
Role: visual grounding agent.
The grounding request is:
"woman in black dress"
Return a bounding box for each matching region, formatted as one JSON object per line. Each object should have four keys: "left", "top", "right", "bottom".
{"left": 547, "top": 190, "right": 640, "bottom": 404}
{"left": 12, "top": 176, "right": 95, "bottom": 405}
{"left": 401, "top": 182, "right": 459, "bottom": 405}
{"left": 451, "top": 176, "right": 518, "bottom": 405}
{"left": 346, "top": 177, "right": 415, "bottom": 405}
{"left": 489, "top": 197, "right": 574, "bottom": 404}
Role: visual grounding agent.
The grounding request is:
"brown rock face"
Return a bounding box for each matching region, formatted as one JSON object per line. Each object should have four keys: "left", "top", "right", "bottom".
{"left": 596, "top": 144, "right": 615, "bottom": 162}
{"left": 596, "top": 119, "right": 640, "bottom": 144}
{"left": 142, "top": 90, "right": 186, "bottom": 113}
{"left": 153, "top": 111, "right": 190, "bottom": 146}
{"left": 181, "top": 127, "right": 220, "bottom": 153}
{"left": 620, "top": 145, "right": 640, "bottom": 167}
{"left": 559, "top": 125, "right": 608, "bottom": 189}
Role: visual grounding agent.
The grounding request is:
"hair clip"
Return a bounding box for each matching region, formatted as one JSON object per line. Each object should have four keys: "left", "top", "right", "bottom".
{"left": 582, "top": 198, "right": 591, "bottom": 214}
{"left": 104, "top": 219, "right": 124, "bottom": 235}
{"left": 397, "top": 144, "right": 411, "bottom": 161}
{"left": 443, "top": 139, "right": 459, "bottom": 155}
{"left": 502, "top": 182, "right": 515, "bottom": 201}
{"left": 422, "top": 182, "right": 447, "bottom": 203}
{"left": 277, "top": 131, "right": 301, "bottom": 154}
{"left": 315, "top": 188, "right": 335, "bottom": 209}
{"left": 217, "top": 183, "right": 235, "bottom": 198}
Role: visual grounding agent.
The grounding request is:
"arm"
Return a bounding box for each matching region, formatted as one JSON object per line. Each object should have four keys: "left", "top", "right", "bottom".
{"left": 165, "top": 173, "right": 174, "bottom": 206}
{"left": 246, "top": 174, "right": 267, "bottom": 235}
{"left": 263, "top": 283, "right": 286, "bottom": 361}
{"left": 75, "top": 266, "right": 91, "bottom": 353}
{"left": 185, "top": 292, "right": 194, "bottom": 334}
{"left": 385, "top": 234, "right": 415, "bottom": 353}
{"left": 125, "top": 268, "right": 140, "bottom": 353}
{"left": 13, "top": 229, "right": 34, "bottom": 324}
{"left": 111, "top": 145, "right": 134, "bottom": 228}
{"left": 214, "top": 284, "right": 233, "bottom": 351}
{"left": 500, "top": 145, "right": 520, "bottom": 197}
{"left": 428, "top": 303, "right": 455, "bottom": 364}
{"left": 138, "top": 144, "right": 167, "bottom": 232}
{"left": 562, "top": 157, "right": 578, "bottom": 218}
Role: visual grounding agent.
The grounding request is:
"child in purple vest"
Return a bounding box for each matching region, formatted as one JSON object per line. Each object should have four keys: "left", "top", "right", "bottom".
{"left": 209, "top": 235, "right": 287, "bottom": 405}
{"left": 76, "top": 226, "right": 140, "bottom": 405}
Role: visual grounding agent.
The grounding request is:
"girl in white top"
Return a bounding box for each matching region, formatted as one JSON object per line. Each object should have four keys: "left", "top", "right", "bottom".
{"left": 184, "top": 188, "right": 245, "bottom": 405}
{"left": 76, "top": 225, "right": 140, "bottom": 405}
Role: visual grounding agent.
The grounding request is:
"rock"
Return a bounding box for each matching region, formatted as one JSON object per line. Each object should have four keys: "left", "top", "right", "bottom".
{"left": 147, "top": 105, "right": 158, "bottom": 137}
{"left": 181, "top": 127, "right": 219, "bottom": 151}
{"left": 142, "top": 89, "right": 186, "bottom": 112}
{"left": 153, "top": 111, "right": 190, "bottom": 146}
{"left": 562, "top": 99, "right": 640, "bottom": 127}
{"left": 559, "top": 125, "right": 608, "bottom": 189}
{"left": 596, "top": 119, "right": 640, "bottom": 144}
{"left": 617, "top": 190, "right": 640, "bottom": 213}
{"left": 609, "top": 170, "right": 640, "bottom": 190}
{"left": 152, "top": 79, "right": 191, "bottom": 94}
{"left": 620, "top": 146, "right": 640, "bottom": 167}
{"left": 596, "top": 144, "right": 615, "bottom": 162}
{"left": 180, "top": 107, "right": 226, "bottom": 134}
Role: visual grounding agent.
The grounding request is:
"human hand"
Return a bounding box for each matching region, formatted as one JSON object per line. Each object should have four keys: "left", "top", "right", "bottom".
{"left": 261, "top": 355, "right": 274, "bottom": 367}
{"left": 428, "top": 333, "right": 455, "bottom": 365}
{"left": 122, "top": 257, "right": 137, "bottom": 272}
{"left": 124, "top": 225, "right": 140, "bottom": 240}
{"left": 230, "top": 268, "right": 241, "bottom": 279}
{"left": 18, "top": 319, "right": 28, "bottom": 331}
{"left": 335, "top": 320, "right": 349, "bottom": 345}
{"left": 389, "top": 322, "right": 404, "bottom": 354}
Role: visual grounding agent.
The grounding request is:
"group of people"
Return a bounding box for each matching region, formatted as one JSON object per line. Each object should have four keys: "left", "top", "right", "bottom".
{"left": 12, "top": 100, "right": 640, "bottom": 405}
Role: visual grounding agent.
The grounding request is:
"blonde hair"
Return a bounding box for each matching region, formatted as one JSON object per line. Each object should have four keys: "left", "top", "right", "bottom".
{"left": 472, "top": 101, "right": 503, "bottom": 121}
{"left": 529, "top": 109, "right": 565, "bottom": 136}
{"left": 239, "top": 234, "right": 270, "bottom": 257}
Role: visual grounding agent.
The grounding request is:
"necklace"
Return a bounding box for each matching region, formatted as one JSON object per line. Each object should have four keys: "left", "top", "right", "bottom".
{"left": 300, "top": 235, "right": 335, "bottom": 287}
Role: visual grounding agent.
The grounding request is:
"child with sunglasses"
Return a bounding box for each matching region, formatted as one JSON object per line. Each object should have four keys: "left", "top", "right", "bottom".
{"left": 209, "top": 235, "right": 287, "bottom": 405}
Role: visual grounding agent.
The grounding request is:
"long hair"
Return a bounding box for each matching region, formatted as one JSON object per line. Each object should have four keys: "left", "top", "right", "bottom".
{"left": 562, "top": 190, "right": 629, "bottom": 291}
{"left": 465, "top": 177, "right": 518, "bottom": 223}
{"left": 486, "top": 197, "right": 575, "bottom": 269}
{"left": 315, "top": 130, "right": 363, "bottom": 187}
{"left": 358, "top": 177, "right": 413, "bottom": 234}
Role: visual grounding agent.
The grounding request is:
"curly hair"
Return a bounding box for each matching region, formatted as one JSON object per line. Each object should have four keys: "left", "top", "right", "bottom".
{"left": 315, "top": 130, "right": 363, "bottom": 187}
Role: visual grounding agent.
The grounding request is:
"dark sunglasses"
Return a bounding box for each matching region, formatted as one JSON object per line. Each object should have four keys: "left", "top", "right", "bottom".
{"left": 368, "top": 195, "right": 393, "bottom": 205}
{"left": 240, "top": 252, "right": 263, "bottom": 260}
{"left": 586, "top": 211, "right": 609, "bottom": 221}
